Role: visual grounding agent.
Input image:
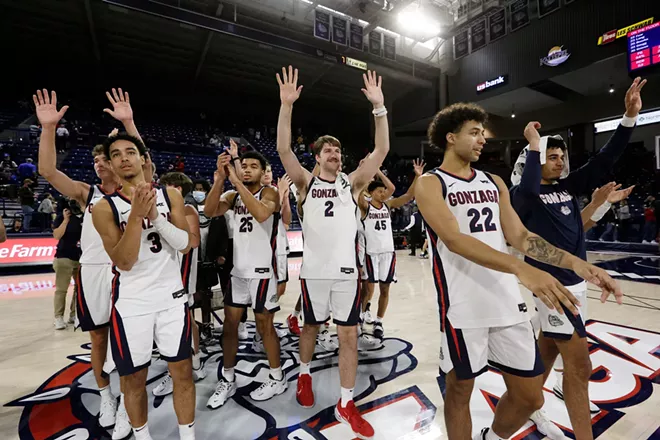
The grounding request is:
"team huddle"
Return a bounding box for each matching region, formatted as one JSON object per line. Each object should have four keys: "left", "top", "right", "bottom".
{"left": 32, "top": 68, "right": 646, "bottom": 440}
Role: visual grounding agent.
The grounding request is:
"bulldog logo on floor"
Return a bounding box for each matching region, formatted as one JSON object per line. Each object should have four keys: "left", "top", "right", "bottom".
{"left": 6, "top": 322, "right": 421, "bottom": 439}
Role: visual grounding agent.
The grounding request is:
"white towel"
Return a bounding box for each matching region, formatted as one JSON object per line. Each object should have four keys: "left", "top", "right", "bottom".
{"left": 510, "top": 135, "right": 570, "bottom": 186}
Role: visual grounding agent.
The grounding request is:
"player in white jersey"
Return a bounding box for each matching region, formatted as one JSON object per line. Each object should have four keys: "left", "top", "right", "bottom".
{"left": 93, "top": 134, "right": 196, "bottom": 440}
{"left": 204, "top": 150, "right": 286, "bottom": 409}
{"left": 152, "top": 172, "right": 207, "bottom": 398}
{"left": 34, "top": 88, "right": 137, "bottom": 439}
{"left": 358, "top": 159, "right": 424, "bottom": 338}
{"left": 276, "top": 66, "right": 389, "bottom": 439}
{"left": 415, "top": 102, "right": 622, "bottom": 440}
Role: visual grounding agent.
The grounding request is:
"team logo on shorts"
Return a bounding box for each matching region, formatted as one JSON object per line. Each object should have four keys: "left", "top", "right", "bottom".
{"left": 548, "top": 315, "right": 564, "bottom": 327}
{"left": 6, "top": 322, "right": 424, "bottom": 439}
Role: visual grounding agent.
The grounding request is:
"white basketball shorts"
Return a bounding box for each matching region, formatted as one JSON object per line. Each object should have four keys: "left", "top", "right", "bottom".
{"left": 277, "top": 254, "right": 289, "bottom": 284}
{"left": 365, "top": 252, "right": 397, "bottom": 284}
{"left": 440, "top": 319, "right": 544, "bottom": 380}
{"left": 534, "top": 281, "right": 588, "bottom": 340}
{"left": 75, "top": 264, "right": 113, "bottom": 332}
{"left": 227, "top": 274, "right": 280, "bottom": 314}
{"left": 110, "top": 303, "right": 192, "bottom": 376}
{"left": 300, "top": 279, "right": 360, "bottom": 326}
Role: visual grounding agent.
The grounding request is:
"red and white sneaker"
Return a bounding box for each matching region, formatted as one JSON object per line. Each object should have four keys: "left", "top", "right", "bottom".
{"left": 287, "top": 314, "right": 301, "bottom": 336}
{"left": 296, "top": 373, "right": 314, "bottom": 408}
{"left": 335, "top": 399, "right": 374, "bottom": 440}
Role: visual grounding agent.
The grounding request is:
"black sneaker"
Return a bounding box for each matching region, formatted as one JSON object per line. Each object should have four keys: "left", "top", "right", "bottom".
{"left": 373, "top": 321, "right": 384, "bottom": 339}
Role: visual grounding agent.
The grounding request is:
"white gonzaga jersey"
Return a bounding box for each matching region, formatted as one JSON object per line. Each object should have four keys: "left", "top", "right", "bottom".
{"left": 179, "top": 204, "right": 199, "bottom": 294}
{"left": 300, "top": 173, "right": 358, "bottom": 280}
{"left": 230, "top": 188, "right": 278, "bottom": 279}
{"left": 197, "top": 204, "right": 211, "bottom": 261}
{"left": 363, "top": 202, "right": 394, "bottom": 254}
{"left": 426, "top": 168, "right": 526, "bottom": 330}
{"left": 222, "top": 190, "right": 236, "bottom": 238}
{"left": 106, "top": 187, "right": 186, "bottom": 317}
{"left": 80, "top": 185, "right": 112, "bottom": 265}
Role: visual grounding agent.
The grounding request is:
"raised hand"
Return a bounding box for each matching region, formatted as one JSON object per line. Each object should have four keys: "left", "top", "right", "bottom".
{"left": 523, "top": 121, "right": 542, "bottom": 145}
{"left": 276, "top": 66, "right": 303, "bottom": 107}
{"left": 361, "top": 70, "right": 384, "bottom": 108}
{"left": 63, "top": 208, "right": 71, "bottom": 221}
{"left": 226, "top": 159, "right": 240, "bottom": 186}
{"left": 130, "top": 183, "right": 156, "bottom": 219}
{"left": 215, "top": 153, "right": 231, "bottom": 183}
{"left": 33, "top": 89, "right": 69, "bottom": 127}
{"left": 278, "top": 174, "right": 292, "bottom": 197}
{"left": 104, "top": 88, "right": 134, "bottom": 123}
{"left": 413, "top": 159, "right": 426, "bottom": 176}
{"left": 571, "top": 260, "right": 623, "bottom": 305}
{"left": 591, "top": 182, "right": 619, "bottom": 207}
{"left": 607, "top": 185, "right": 634, "bottom": 204}
{"left": 624, "top": 77, "right": 647, "bottom": 118}
{"left": 228, "top": 138, "right": 239, "bottom": 158}
{"left": 108, "top": 128, "right": 119, "bottom": 137}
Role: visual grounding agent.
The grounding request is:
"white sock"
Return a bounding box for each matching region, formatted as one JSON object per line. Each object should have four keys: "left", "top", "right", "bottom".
{"left": 179, "top": 421, "right": 195, "bottom": 440}
{"left": 118, "top": 393, "right": 126, "bottom": 411}
{"left": 222, "top": 367, "right": 235, "bottom": 382}
{"left": 133, "top": 423, "right": 152, "bottom": 440}
{"left": 192, "top": 352, "right": 201, "bottom": 370}
{"left": 300, "top": 362, "right": 310, "bottom": 375}
{"left": 270, "top": 367, "right": 283, "bottom": 381}
{"left": 99, "top": 385, "right": 113, "bottom": 402}
{"left": 340, "top": 387, "right": 353, "bottom": 406}
{"left": 375, "top": 317, "right": 382, "bottom": 324}
{"left": 485, "top": 428, "right": 505, "bottom": 440}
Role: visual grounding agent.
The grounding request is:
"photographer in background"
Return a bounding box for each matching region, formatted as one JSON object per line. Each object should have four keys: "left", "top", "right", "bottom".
{"left": 52, "top": 199, "right": 83, "bottom": 330}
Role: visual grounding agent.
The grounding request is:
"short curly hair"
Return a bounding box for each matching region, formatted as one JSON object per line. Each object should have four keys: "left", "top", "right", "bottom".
{"left": 427, "top": 103, "right": 488, "bottom": 151}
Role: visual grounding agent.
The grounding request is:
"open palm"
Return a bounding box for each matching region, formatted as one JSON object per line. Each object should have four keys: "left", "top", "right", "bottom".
{"left": 277, "top": 66, "right": 303, "bottom": 106}
{"left": 608, "top": 185, "right": 634, "bottom": 203}
{"left": 624, "top": 77, "right": 647, "bottom": 117}
{"left": 104, "top": 88, "right": 134, "bottom": 122}
{"left": 361, "top": 70, "right": 384, "bottom": 108}
{"left": 33, "top": 89, "right": 69, "bottom": 127}
{"left": 413, "top": 159, "right": 426, "bottom": 176}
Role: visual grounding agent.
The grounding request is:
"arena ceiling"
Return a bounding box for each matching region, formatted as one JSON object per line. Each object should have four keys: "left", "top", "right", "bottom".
{"left": 2, "top": 0, "right": 440, "bottom": 110}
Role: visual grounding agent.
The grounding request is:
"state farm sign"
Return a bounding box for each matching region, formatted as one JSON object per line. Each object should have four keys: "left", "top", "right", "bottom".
{"left": 476, "top": 74, "right": 508, "bottom": 94}
{"left": 0, "top": 237, "right": 58, "bottom": 266}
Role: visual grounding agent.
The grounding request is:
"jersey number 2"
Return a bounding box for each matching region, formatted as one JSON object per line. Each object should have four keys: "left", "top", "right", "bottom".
{"left": 324, "top": 201, "right": 334, "bottom": 217}
{"left": 467, "top": 207, "right": 497, "bottom": 233}
{"left": 147, "top": 232, "right": 163, "bottom": 253}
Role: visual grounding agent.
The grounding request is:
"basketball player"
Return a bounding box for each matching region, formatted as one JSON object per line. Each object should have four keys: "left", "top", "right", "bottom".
{"left": 153, "top": 172, "right": 207, "bottom": 398}
{"left": 276, "top": 66, "right": 389, "bottom": 439}
{"left": 203, "top": 151, "right": 286, "bottom": 409}
{"left": 415, "top": 102, "right": 622, "bottom": 440}
{"left": 510, "top": 78, "right": 643, "bottom": 439}
{"left": 92, "top": 134, "right": 196, "bottom": 440}
{"left": 34, "top": 88, "right": 133, "bottom": 439}
{"left": 359, "top": 159, "right": 425, "bottom": 338}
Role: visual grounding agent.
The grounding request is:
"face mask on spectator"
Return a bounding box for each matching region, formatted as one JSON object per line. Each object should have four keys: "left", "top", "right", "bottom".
{"left": 192, "top": 191, "right": 206, "bottom": 203}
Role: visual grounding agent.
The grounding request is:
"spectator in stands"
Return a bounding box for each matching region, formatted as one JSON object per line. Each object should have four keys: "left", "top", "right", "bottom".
{"left": 10, "top": 217, "right": 23, "bottom": 234}
{"left": 18, "top": 179, "right": 35, "bottom": 231}
{"left": 615, "top": 199, "right": 632, "bottom": 242}
{"left": 56, "top": 124, "right": 69, "bottom": 152}
{"left": 0, "top": 216, "right": 6, "bottom": 242}
{"left": 51, "top": 202, "right": 83, "bottom": 330}
{"left": 643, "top": 196, "right": 657, "bottom": 244}
{"left": 0, "top": 153, "right": 17, "bottom": 182}
{"left": 17, "top": 157, "right": 37, "bottom": 181}
{"left": 38, "top": 193, "right": 56, "bottom": 230}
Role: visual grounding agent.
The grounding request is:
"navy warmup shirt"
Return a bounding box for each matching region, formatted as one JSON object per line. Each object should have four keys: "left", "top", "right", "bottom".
{"left": 510, "top": 116, "right": 636, "bottom": 286}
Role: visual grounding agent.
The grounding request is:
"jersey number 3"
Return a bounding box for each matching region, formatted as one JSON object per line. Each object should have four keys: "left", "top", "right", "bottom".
{"left": 467, "top": 207, "right": 497, "bottom": 233}
{"left": 147, "top": 232, "right": 163, "bottom": 253}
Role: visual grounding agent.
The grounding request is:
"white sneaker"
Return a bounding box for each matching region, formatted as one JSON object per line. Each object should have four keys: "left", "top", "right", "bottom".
{"left": 530, "top": 409, "right": 567, "bottom": 440}
{"left": 250, "top": 376, "right": 287, "bottom": 401}
{"left": 252, "top": 336, "right": 265, "bottom": 353}
{"left": 207, "top": 378, "right": 237, "bottom": 409}
{"left": 54, "top": 317, "right": 66, "bottom": 330}
{"left": 238, "top": 322, "right": 249, "bottom": 340}
{"left": 364, "top": 311, "right": 374, "bottom": 325}
{"left": 112, "top": 397, "right": 131, "bottom": 440}
{"left": 67, "top": 315, "right": 76, "bottom": 325}
{"left": 276, "top": 327, "right": 288, "bottom": 338}
{"left": 472, "top": 427, "right": 488, "bottom": 440}
{"left": 317, "top": 329, "right": 338, "bottom": 352}
{"left": 153, "top": 374, "right": 174, "bottom": 397}
{"left": 98, "top": 394, "right": 117, "bottom": 428}
{"left": 193, "top": 365, "right": 207, "bottom": 381}
{"left": 553, "top": 383, "right": 600, "bottom": 413}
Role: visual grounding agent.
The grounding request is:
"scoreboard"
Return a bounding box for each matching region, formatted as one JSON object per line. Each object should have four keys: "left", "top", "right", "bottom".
{"left": 628, "top": 22, "right": 660, "bottom": 74}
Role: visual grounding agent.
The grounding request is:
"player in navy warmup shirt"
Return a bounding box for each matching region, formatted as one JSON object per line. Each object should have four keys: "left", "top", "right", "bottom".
{"left": 510, "top": 77, "right": 646, "bottom": 440}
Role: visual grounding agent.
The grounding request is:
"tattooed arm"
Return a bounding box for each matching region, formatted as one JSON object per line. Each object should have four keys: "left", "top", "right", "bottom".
{"left": 493, "top": 174, "right": 623, "bottom": 304}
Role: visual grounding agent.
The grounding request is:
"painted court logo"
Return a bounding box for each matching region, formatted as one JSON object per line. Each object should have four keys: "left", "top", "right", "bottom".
{"left": 6, "top": 322, "right": 431, "bottom": 440}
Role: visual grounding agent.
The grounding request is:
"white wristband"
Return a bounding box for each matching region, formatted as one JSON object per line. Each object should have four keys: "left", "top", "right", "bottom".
{"left": 372, "top": 107, "right": 388, "bottom": 118}
{"left": 590, "top": 201, "right": 611, "bottom": 222}
{"left": 152, "top": 214, "right": 190, "bottom": 251}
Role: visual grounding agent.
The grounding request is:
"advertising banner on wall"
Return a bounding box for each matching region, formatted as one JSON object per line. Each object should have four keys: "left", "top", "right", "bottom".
{"left": 488, "top": 8, "right": 507, "bottom": 42}
{"left": 510, "top": 0, "right": 530, "bottom": 32}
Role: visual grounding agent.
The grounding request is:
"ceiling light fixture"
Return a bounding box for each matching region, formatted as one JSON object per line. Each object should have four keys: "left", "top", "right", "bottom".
{"left": 609, "top": 84, "right": 615, "bottom": 94}
{"left": 397, "top": 4, "right": 440, "bottom": 37}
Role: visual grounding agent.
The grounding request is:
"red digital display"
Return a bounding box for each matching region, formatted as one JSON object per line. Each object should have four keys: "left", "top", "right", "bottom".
{"left": 628, "top": 22, "right": 660, "bottom": 73}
